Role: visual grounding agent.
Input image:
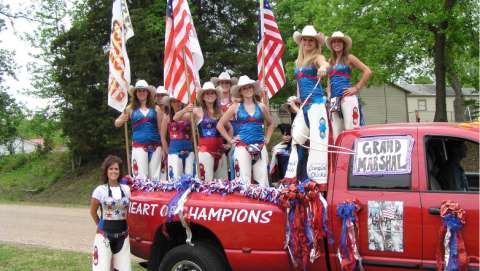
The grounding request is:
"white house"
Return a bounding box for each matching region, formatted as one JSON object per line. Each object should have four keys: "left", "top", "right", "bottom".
{"left": 0, "top": 138, "right": 44, "bottom": 156}
{"left": 360, "top": 84, "right": 479, "bottom": 124}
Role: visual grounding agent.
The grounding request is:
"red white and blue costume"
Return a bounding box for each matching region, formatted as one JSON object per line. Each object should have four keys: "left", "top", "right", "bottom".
{"left": 131, "top": 108, "right": 161, "bottom": 180}
{"left": 234, "top": 102, "right": 269, "bottom": 187}
{"left": 92, "top": 184, "right": 131, "bottom": 271}
{"left": 284, "top": 65, "right": 329, "bottom": 189}
{"left": 167, "top": 120, "right": 194, "bottom": 180}
{"left": 197, "top": 113, "right": 227, "bottom": 181}
{"left": 329, "top": 63, "right": 360, "bottom": 142}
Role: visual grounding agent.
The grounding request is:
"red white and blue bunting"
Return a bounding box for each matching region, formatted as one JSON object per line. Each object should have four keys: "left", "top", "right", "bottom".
{"left": 436, "top": 201, "right": 467, "bottom": 271}
{"left": 336, "top": 200, "right": 363, "bottom": 271}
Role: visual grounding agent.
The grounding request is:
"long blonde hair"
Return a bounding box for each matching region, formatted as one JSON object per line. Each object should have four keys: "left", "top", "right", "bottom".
{"left": 296, "top": 40, "right": 322, "bottom": 68}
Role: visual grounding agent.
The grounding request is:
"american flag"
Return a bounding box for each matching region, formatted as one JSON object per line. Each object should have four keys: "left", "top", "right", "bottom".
{"left": 382, "top": 205, "right": 396, "bottom": 219}
{"left": 257, "top": 0, "right": 285, "bottom": 98}
{"left": 164, "top": 0, "right": 204, "bottom": 104}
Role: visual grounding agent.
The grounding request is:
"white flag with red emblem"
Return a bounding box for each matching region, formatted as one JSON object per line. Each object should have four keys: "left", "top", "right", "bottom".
{"left": 107, "top": 0, "right": 134, "bottom": 112}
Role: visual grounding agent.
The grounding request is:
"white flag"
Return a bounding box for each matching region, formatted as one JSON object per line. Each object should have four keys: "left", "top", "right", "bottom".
{"left": 107, "top": 0, "right": 134, "bottom": 112}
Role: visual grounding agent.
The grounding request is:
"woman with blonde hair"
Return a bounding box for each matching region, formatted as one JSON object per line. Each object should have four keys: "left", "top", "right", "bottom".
{"left": 283, "top": 25, "right": 330, "bottom": 190}
{"left": 217, "top": 75, "right": 275, "bottom": 187}
{"left": 174, "top": 82, "right": 229, "bottom": 181}
{"left": 326, "top": 31, "right": 371, "bottom": 142}
{"left": 115, "top": 80, "right": 162, "bottom": 180}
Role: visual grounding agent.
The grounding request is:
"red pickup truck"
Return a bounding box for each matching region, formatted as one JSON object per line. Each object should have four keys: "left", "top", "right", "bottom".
{"left": 128, "top": 123, "right": 479, "bottom": 271}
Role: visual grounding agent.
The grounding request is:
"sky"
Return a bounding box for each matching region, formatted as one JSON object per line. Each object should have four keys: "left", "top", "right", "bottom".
{"left": 1, "top": 1, "right": 55, "bottom": 112}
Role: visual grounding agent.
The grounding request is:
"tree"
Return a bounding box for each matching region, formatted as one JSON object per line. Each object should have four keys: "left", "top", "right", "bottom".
{"left": 0, "top": 90, "right": 23, "bottom": 154}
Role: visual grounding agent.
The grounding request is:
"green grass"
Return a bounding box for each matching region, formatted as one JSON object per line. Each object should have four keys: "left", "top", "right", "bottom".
{"left": 0, "top": 243, "right": 144, "bottom": 271}
{"left": 0, "top": 152, "right": 100, "bottom": 206}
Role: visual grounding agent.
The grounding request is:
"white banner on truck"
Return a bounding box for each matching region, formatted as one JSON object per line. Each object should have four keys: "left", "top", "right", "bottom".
{"left": 353, "top": 135, "right": 414, "bottom": 176}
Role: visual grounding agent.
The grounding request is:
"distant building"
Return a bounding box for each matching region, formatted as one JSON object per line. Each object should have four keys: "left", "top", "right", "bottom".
{"left": 361, "top": 84, "right": 479, "bottom": 124}
{"left": 0, "top": 138, "right": 44, "bottom": 156}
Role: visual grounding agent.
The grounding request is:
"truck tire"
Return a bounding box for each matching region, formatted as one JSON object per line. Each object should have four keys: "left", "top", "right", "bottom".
{"left": 158, "top": 242, "right": 226, "bottom": 271}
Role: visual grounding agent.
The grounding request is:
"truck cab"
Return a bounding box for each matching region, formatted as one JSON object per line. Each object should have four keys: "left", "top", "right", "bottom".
{"left": 128, "top": 123, "right": 479, "bottom": 271}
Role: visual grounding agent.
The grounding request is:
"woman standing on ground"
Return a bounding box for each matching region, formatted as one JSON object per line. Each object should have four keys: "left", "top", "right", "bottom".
{"left": 161, "top": 97, "right": 194, "bottom": 181}
{"left": 217, "top": 75, "right": 274, "bottom": 187}
{"left": 175, "top": 82, "right": 229, "bottom": 181}
{"left": 90, "top": 155, "right": 131, "bottom": 271}
{"left": 326, "top": 31, "right": 371, "bottom": 142}
{"left": 283, "top": 25, "right": 330, "bottom": 190}
{"left": 114, "top": 80, "right": 162, "bottom": 180}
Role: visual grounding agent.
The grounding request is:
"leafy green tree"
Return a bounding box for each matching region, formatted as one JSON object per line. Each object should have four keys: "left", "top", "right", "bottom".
{"left": 0, "top": 90, "right": 23, "bottom": 154}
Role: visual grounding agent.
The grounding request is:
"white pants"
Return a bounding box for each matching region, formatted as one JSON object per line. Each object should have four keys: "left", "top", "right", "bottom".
{"left": 234, "top": 146, "right": 269, "bottom": 187}
{"left": 198, "top": 152, "right": 228, "bottom": 181}
{"left": 285, "top": 103, "right": 329, "bottom": 186}
{"left": 168, "top": 152, "right": 194, "bottom": 181}
{"left": 331, "top": 95, "right": 360, "bottom": 143}
{"left": 132, "top": 146, "right": 161, "bottom": 180}
{"left": 92, "top": 233, "right": 131, "bottom": 271}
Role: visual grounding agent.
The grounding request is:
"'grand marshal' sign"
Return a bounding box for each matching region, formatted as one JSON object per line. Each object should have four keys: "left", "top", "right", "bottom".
{"left": 353, "top": 135, "right": 414, "bottom": 176}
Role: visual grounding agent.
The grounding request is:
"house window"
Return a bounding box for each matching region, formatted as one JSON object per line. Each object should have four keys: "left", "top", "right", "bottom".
{"left": 417, "top": 99, "right": 427, "bottom": 111}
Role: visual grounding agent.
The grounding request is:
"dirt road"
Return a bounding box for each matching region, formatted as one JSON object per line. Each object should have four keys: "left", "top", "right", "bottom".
{"left": 0, "top": 204, "right": 95, "bottom": 252}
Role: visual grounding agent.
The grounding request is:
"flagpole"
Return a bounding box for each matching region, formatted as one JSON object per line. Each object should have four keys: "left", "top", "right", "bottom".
{"left": 259, "top": 0, "right": 269, "bottom": 107}
{"left": 182, "top": 48, "right": 200, "bottom": 176}
{"left": 124, "top": 123, "right": 132, "bottom": 176}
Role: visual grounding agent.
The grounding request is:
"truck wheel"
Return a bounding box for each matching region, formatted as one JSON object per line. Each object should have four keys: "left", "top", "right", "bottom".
{"left": 158, "top": 242, "right": 226, "bottom": 271}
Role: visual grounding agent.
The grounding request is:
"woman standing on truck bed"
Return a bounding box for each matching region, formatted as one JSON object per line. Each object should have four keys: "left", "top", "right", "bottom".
{"left": 161, "top": 96, "right": 194, "bottom": 181}
{"left": 283, "top": 25, "right": 330, "bottom": 190}
{"left": 90, "top": 155, "right": 131, "bottom": 271}
{"left": 326, "top": 31, "right": 371, "bottom": 143}
{"left": 114, "top": 80, "right": 163, "bottom": 180}
{"left": 174, "top": 82, "right": 229, "bottom": 181}
{"left": 217, "top": 75, "right": 274, "bottom": 187}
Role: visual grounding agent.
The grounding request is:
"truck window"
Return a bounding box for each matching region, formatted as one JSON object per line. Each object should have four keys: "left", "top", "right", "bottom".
{"left": 348, "top": 136, "right": 412, "bottom": 190}
{"left": 348, "top": 159, "right": 411, "bottom": 190}
{"left": 425, "top": 136, "right": 479, "bottom": 192}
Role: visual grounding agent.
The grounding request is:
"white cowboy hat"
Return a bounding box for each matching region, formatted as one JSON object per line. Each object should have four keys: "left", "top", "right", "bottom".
{"left": 128, "top": 79, "right": 156, "bottom": 96}
{"left": 211, "top": 71, "right": 238, "bottom": 86}
{"left": 231, "top": 75, "right": 261, "bottom": 98}
{"left": 196, "top": 81, "right": 221, "bottom": 104}
{"left": 293, "top": 25, "right": 325, "bottom": 45}
{"left": 326, "top": 31, "right": 352, "bottom": 50}
{"left": 156, "top": 85, "right": 168, "bottom": 96}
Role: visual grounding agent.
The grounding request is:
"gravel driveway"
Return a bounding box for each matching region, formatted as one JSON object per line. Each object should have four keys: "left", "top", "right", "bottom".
{"left": 0, "top": 204, "right": 96, "bottom": 252}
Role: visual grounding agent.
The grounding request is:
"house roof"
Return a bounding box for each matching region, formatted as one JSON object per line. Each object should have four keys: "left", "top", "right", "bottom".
{"left": 395, "top": 83, "right": 478, "bottom": 97}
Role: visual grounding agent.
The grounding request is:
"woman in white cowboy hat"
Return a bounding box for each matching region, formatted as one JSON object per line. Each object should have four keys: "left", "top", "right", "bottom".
{"left": 211, "top": 71, "right": 238, "bottom": 113}
{"left": 217, "top": 75, "right": 275, "bottom": 187}
{"left": 160, "top": 96, "right": 194, "bottom": 181}
{"left": 174, "top": 82, "right": 229, "bottom": 181}
{"left": 154, "top": 85, "right": 168, "bottom": 109}
{"left": 326, "top": 31, "right": 371, "bottom": 142}
{"left": 283, "top": 25, "right": 330, "bottom": 190}
{"left": 115, "top": 79, "right": 163, "bottom": 180}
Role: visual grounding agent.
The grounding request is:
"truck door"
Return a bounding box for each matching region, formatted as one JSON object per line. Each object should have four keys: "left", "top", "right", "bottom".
{"left": 329, "top": 127, "right": 423, "bottom": 270}
{"left": 418, "top": 132, "right": 479, "bottom": 270}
